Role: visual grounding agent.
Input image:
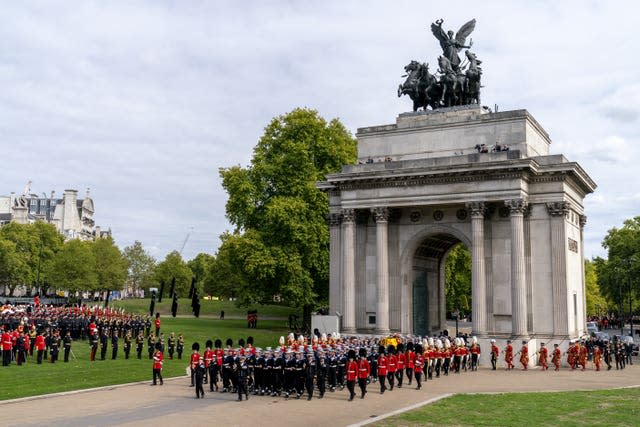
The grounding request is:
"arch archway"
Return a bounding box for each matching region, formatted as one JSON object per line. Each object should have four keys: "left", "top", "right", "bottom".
{"left": 400, "top": 225, "right": 471, "bottom": 335}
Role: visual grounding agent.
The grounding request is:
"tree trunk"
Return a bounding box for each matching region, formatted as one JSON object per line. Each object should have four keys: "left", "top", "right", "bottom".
{"left": 303, "top": 304, "right": 312, "bottom": 335}
{"left": 104, "top": 290, "right": 110, "bottom": 307}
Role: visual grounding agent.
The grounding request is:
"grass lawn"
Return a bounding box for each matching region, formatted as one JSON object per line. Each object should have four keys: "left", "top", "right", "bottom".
{"left": 375, "top": 387, "right": 640, "bottom": 427}
{"left": 110, "top": 298, "right": 301, "bottom": 319}
{"left": 0, "top": 317, "right": 291, "bottom": 401}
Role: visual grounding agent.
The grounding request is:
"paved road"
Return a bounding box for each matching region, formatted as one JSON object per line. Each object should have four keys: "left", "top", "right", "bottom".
{"left": 3, "top": 365, "right": 639, "bottom": 427}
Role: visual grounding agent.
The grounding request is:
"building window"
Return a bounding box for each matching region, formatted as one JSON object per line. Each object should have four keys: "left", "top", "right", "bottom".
{"left": 368, "top": 315, "right": 376, "bottom": 325}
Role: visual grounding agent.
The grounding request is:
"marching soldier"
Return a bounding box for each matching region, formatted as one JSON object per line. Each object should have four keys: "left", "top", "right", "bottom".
{"left": 377, "top": 345, "right": 388, "bottom": 393}
{"left": 470, "top": 337, "right": 480, "bottom": 371}
{"left": 111, "top": 330, "right": 119, "bottom": 360}
{"left": 167, "top": 332, "right": 176, "bottom": 359}
{"left": 414, "top": 344, "right": 424, "bottom": 390}
{"left": 190, "top": 342, "right": 201, "bottom": 387}
{"left": 504, "top": 340, "right": 514, "bottom": 370}
{"left": 551, "top": 343, "right": 562, "bottom": 371}
{"left": 316, "top": 351, "right": 327, "bottom": 398}
{"left": 537, "top": 342, "right": 549, "bottom": 370}
{"left": 405, "top": 342, "right": 415, "bottom": 385}
{"left": 35, "top": 332, "right": 46, "bottom": 364}
{"left": 49, "top": 330, "right": 60, "bottom": 363}
{"left": 176, "top": 334, "right": 185, "bottom": 359}
{"left": 236, "top": 354, "right": 249, "bottom": 401}
{"left": 194, "top": 357, "right": 206, "bottom": 399}
{"left": 147, "top": 333, "right": 155, "bottom": 360}
{"left": 357, "top": 348, "right": 370, "bottom": 399}
{"left": 305, "top": 351, "right": 317, "bottom": 400}
{"left": 517, "top": 340, "right": 529, "bottom": 370}
{"left": 386, "top": 345, "right": 396, "bottom": 390}
{"left": 346, "top": 350, "right": 358, "bottom": 401}
{"left": 152, "top": 342, "right": 164, "bottom": 385}
{"left": 593, "top": 344, "right": 603, "bottom": 371}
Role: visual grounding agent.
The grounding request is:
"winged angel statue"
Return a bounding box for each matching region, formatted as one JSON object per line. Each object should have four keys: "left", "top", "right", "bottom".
{"left": 430, "top": 18, "right": 475, "bottom": 72}
{"left": 397, "top": 18, "right": 482, "bottom": 110}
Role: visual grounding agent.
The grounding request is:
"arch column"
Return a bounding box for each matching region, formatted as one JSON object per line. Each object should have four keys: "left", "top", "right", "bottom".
{"left": 467, "top": 202, "right": 487, "bottom": 336}
{"left": 373, "top": 207, "right": 390, "bottom": 334}
{"left": 507, "top": 199, "right": 528, "bottom": 337}
{"left": 341, "top": 208, "right": 356, "bottom": 333}
{"left": 547, "top": 202, "right": 569, "bottom": 337}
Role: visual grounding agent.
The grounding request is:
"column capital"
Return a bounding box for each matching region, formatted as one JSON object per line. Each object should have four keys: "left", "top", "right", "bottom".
{"left": 341, "top": 208, "right": 355, "bottom": 223}
{"left": 466, "top": 201, "right": 487, "bottom": 218}
{"left": 327, "top": 212, "right": 342, "bottom": 226}
{"left": 372, "top": 207, "right": 390, "bottom": 223}
{"left": 505, "top": 199, "right": 528, "bottom": 214}
{"left": 546, "top": 201, "right": 569, "bottom": 217}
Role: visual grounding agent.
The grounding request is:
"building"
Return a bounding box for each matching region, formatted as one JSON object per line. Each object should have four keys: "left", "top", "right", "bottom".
{"left": 0, "top": 186, "right": 111, "bottom": 240}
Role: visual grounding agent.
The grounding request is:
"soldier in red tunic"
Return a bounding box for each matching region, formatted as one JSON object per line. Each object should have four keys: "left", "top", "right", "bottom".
{"left": 414, "top": 344, "right": 424, "bottom": 390}
{"left": 386, "top": 345, "right": 397, "bottom": 390}
{"left": 405, "top": 341, "right": 415, "bottom": 385}
{"left": 593, "top": 345, "right": 602, "bottom": 371}
{"left": 152, "top": 342, "right": 164, "bottom": 385}
{"left": 357, "top": 348, "right": 370, "bottom": 399}
{"left": 490, "top": 339, "right": 500, "bottom": 370}
{"left": 190, "top": 342, "right": 201, "bottom": 387}
{"left": 345, "top": 350, "right": 358, "bottom": 401}
{"left": 395, "top": 343, "right": 405, "bottom": 387}
{"left": 376, "top": 345, "right": 388, "bottom": 393}
{"left": 578, "top": 341, "right": 588, "bottom": 371}
{"left": 517, "top": 340, "right": 529, "bottom": 370}
{"left": 504, "top": 340, "right": 514, "bottom": 370}
{"left": 552, "top": 343, "right": 562, "bottom": 371}
{"left": 537, "top": 342, "right": 549, "bottom": 370}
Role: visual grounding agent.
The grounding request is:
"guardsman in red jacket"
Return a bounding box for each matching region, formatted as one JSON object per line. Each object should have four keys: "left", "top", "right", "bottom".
{"left": 470, "top": 337, "right": 481, "bottom": 371}
{"left": 414, "top": 344, "right": 424, "bottom": 390}
{"left": 35, "top": 333, "right": 46, "bottom": 364}
{"left": 190, "top": 342, "right": 201, "bottom": 387}
{"left": 386, "top": 346, "right": 397, "bottom": 390}
{"left": 204, "top": 340, "right": 214, "bottom": 385}
{"left": 593, "top": 345, "right": 602, "bottom": 371}
{"left": 578, "top": 341, "right": 588, "bottom": 371}
{"left": 395, "top": 343, "right": 405, "bottom": 387}
{"left": 517, "top": 340, "right": 529, "bottom": 370}
{"left": 376, "top": 346, "right": 388, "bottom": 393}
{"left": 357, "top": 348, "right": 370, "bottom": 399}
{"left": 154, "top": 313, "right": 161, "bottom": 337}
{"left": 490, "top": 339, "right": 499, "bottom": 370}
{"left": 345, "top": 350, "right": 358, "bottom": 401}
{"left": 405, "top": 342, "right": 415, "bottom": 385}
{"left": 2, "top": 328, "right": 13, "bottom": 366}
{"left": 152, "top": 343, "right": 164, "bottom": 385}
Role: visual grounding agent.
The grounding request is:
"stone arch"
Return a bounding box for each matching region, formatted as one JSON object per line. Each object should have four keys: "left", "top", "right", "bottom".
{"left": 399, "top": 224, "right": 471, "bottom": 334}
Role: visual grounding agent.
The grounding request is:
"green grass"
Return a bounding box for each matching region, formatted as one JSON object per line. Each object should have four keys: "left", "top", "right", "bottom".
{"left": 375, "top": 388, "right": 640, "bottom": 427}
{"left": 0, "top": 317, "right": 291, "bottom": 401}
{"left": 110, "top": 298, "right": 301, "bottom": 319}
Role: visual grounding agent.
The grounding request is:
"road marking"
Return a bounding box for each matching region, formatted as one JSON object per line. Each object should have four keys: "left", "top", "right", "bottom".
{"left": 347, "top": 393, "right": 454, "bottom": 427}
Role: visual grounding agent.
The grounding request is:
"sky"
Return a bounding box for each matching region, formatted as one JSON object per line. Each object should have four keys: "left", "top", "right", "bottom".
{"left": 1, "top": 1, "right": 638, "bottom": 261}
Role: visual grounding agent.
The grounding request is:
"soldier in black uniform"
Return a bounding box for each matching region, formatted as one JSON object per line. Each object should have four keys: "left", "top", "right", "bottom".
{"left": 100, "top": 329, "right": 108, "bottom": 360}
{"left": 337, "top": 350, "right": 347, "bottom": 390}
{"left": 294, "top": 350, "right": 305, "bottom": 399}
{"left": 284, "top": 349, "right": 296, "bottom": 398}
{"left": 49, "top": 331, "right": 60, "bottom": 363}
{"left": 316, "top": 351, "right": 327, "bottom": 398}
{"left": 111, "top": 330, "right": 119, "bottom": 360}
{"left": 328, "top": 349, "right": 338, "bottom": 391}
{"left": 236, "top": 354, "right": 249, "bottom": 401}
{"left": 63, "top": 331, "right": 72, "bottom": 362}
{"left": 167, "top": 332, "right": 176, "bottom": 359}
{"left": 604, "top": 340, "right": 612, "bottom": 370}
{"left": 304, "top": 351, "right": 317, "bottom": 400}
{"left": 176, "top": 334, "right": 185, "bottom": 359}
{"left": 194, "top": 357, "right": 206, "bottom": 399}
{"left": 273, "top": 348, "right": 284, "bottom": 397}
{"left": 124, "top": 332, "right": 132, "bottom": 359}
{"left": 136, "top": 332, "right": 144, "bottom": 359}
{"left": 147, "top": 334, "right": 155, "bottom": 360}
{"left": 254, "top": 348, "right": 265, "bottom": 395}
{"left": 264, "top": 348, "right": 275, "bottom": 396}
{"left": 222, "top": 347, "right": 234, "bottom": 392}
{"left": 89, "top": 329, "right": 99, "bottom": 361}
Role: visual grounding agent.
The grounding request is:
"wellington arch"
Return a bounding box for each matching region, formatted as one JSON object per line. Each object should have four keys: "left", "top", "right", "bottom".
{"left": 318, "top": 106, "right": 596, "bottom": 364}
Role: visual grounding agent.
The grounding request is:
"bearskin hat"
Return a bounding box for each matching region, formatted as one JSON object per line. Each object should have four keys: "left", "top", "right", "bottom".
{"left": 238, "top": 338, "right": 245, "bottom": 347}
{"left": 378, "top": 345, "right": 386, "bottom": 355}
{"left": 348, "top": 349, "right": 356, "bottom": 360}
{"left": 386, "top": 344, "right": 395, "bottom": 355}
{"left": 205, "top": 339, "right": 213, "bottom": 348}
{"left": 226, "top": 338, "right": 233, "bottom": 347}
{"left": 247, "top": 336, "right": 254, "bottom": 345}
{"left": 406, "top": 341, "right": 414, "bottom": 351}
{"left": 192, "top": 342, "right": 200, "bottom": 351}
{"left": 215, "top": 339, "right": 222, "bottom": 349}
{"left": 415, "top": 344, "right": 423, "bottom": 354}
{"left": 359, "top": 347, "right": 367, "bottom": 358}
{"left": 396, "top": 342, "right": 404, "bottom": 352}
{"left": 155, "top": 342, "right": 162, "bottom": 350}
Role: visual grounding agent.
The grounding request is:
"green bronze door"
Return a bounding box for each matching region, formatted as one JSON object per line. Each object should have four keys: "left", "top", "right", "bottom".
{"left": 412, "top": 270, "right": 429, "bottom": 336}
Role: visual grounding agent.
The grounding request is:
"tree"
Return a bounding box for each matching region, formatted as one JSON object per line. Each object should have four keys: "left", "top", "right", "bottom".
{"left": 47, "top": 239, "right": 97, "bottom": 293}
{"left": 585, "top": 259, "right": 607, "bottom": 316}
{"left": 154, "top": 251, "right": 192, "bottom": 297}
{"left": 123, "top": 241, "right": 157, "bottom": 292}
{"left": 0, "top": 223, "right": 35, "bottom": 295}
{"left": 93, "top": 237, "right": 128, "bottom": 302}
{"left": 0, "top": 239, "right": 30, "bottom": 296}
{"left": 444, "top": 244, "right": 472, "bottom": 315}
{"left": 596, "top": 216, "right": 640, "bottom": 318}
{"left": 218, "top": 108, "right": 357, "bottom": 312}
{"left": 187, "top": 252, "right": 214, "bottom": 295}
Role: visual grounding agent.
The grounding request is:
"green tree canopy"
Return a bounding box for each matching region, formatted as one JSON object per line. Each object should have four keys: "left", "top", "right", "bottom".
{"left": 216, "top": 108, "right": 357, "bottom": 309}
{"left": 444, "top": 243, "right": 471, "bottom": 315}
{"left": 154, "top": 251, "right": 192, "bottom": 297}
{"left": 93, "top": 236, "right": 128, "bottom": 294}
{"left": 123, "top": 241, "right": 156, "bottom": 292}
{"left": 596, "top": 216, "right": 640, "bottom": 316}
{"left": 46, "top": 239, "right": 97, "bottom": 293}
{"left": 585, "top": 259, "right": 607, "bottom": 316}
